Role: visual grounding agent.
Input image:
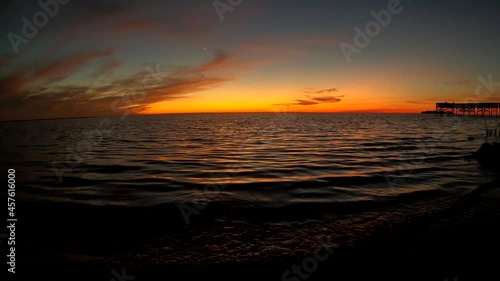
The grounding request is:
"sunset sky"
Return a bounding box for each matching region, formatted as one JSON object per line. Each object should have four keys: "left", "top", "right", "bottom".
{"left": 1, "top": 0, "right": 499, "bottom": 121}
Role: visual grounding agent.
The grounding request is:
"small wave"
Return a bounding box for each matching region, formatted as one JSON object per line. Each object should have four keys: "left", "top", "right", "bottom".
{"left": 83, "top": 164, "right": 144, "bottom": 173}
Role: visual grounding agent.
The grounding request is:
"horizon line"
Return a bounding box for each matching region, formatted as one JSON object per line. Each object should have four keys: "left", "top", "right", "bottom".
{"left": 0, "top": 111, "right": 425, "bottom": 123}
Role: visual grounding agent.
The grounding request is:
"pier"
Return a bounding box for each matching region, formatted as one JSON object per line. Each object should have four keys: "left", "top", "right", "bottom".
{"left": 435, "top": 102, "right": 500, "bottom": 117}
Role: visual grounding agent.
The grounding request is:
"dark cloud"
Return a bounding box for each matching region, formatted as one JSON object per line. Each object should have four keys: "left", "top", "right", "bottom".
{"left": 405, "top": 100, "right": 430, "bottom": 105}
{"left": 294, "top": 100, "right": 319, "bottom": 106}
{"left": 192, "top": 50, "right": 233, "bottom": 73}
{"left": 310, "top": 95, "right": 343, "bottom": 103}
{"left": 0, "top": 50, "right": 113, "bottom": 102}
{"left": 278, "top": 90, "right": 343, "bottom": 107}
{"left": 303, "top": 88, "right": 338, "bottom": 94}
{"left": 0, "top": 50, "right": 235, "bottom": 121}
{"left": 291, "top": 89, "right": 343, "bottom": 106}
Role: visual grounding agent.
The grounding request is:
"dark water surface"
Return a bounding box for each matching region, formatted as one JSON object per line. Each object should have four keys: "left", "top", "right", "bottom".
{"left": 1, "top": 113, "right": 497, "bottom": 206}
{"left": 1, "top": 113, "right": 500, "bottom": 279}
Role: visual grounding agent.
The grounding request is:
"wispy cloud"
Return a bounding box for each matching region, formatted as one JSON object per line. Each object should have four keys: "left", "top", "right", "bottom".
{"left": 0, "top": 50, "right": 237, "bottom": 121}
{"left": 303, "top": 88, "right": 339, "bottom": 94}
{"left": 275, "top": 88, "right": 344, "bottom": 107}
{"left": 310, "top": 95, "right": 343, "bottom": 103}
{"left": 294, "top": 99, "right": 319, "bottom": 106}
{"left": 0, "top": 50, "right": 113, "bottom": 100}
{"left": 405, "top": 100, "right": 431, "bottom": 105}
{"left": 192, "top": 50, "right": 233, "bottom": 73}
{"left": 297, "top": 88, "right": 343, "bottom": 105}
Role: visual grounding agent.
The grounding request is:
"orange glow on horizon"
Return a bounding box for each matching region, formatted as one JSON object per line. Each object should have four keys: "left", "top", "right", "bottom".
{"left": 140, "top": 98, "right": 428, "bottom": 114}
{"left": 139, "top": 85, "right": 433, "bottom": 114}
{"left": 136, "top": 74, "right": 468, "bottom": 115}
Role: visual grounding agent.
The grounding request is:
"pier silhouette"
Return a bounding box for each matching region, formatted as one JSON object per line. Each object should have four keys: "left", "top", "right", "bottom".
{"left": 435, "top": 102, "right": 500, "bottom": 117}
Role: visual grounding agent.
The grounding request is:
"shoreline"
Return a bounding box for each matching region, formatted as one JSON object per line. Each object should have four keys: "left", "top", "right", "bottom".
{"left": 16, "top": 179, "right": 500, "bottom": 280}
